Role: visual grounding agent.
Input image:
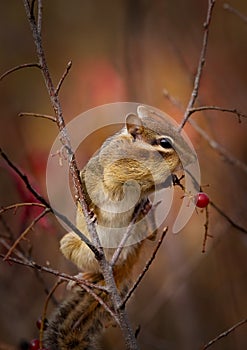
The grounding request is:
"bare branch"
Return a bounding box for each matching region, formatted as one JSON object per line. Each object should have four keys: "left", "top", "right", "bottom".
{"left": 179, "top": 0, "right": 216, "bottom": 130}
{"left": 0, "top": 239, "right": 106, "bottom": 293}
{"left": 4, "top": 208, "right": 50, "bottom": 261}
{"left": 224, "top": 3, "right": 247, "bottom": 24}
{"left": 202, "top": 318, "right": 247, "bottom": 349}
{"left": 19, "top": 112, "right": 56, "bottom": 122}
{"left": 0, "top": 148, "right": 100, "bottom": 256}
{"left": 55, "top": 60, "right": 72, "bottom": 95}
{"left": 122, "top": 227, "right": 168, "bottom": 308}
{"left": 188, "top": 106, "right": 247, "bottom": 122}
{"left": 0, "top": 63, "right": 41, "bottom": 81}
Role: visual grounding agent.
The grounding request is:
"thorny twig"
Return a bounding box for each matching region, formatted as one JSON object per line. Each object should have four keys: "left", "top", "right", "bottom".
{"left": 173, "top": 175, "right": 247, "bottom": 237}
{"left": 202, "top": 318, "right": 247, "bottom": 349}
{"left": 179, "top": 0, "right": 216, "bottom": 130}
{"left": 201, "top": 205, "right": 212, "bottom": 253}
{"left": 172, "top": 175, "right": 213, "bottom": 252}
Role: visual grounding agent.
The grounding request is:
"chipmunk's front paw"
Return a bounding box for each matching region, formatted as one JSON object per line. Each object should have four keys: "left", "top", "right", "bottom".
{"left": 67, "top": 272, "right": 103, "bottom": 290}
{"left": 67, "top": 272, "right": 85, "bottom": 290}
{"left": 60, "top": 232, "right": 82, "bottom": 260}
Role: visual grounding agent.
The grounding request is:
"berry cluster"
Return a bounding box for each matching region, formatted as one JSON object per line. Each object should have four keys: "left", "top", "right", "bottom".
{"left": 22, "top": 318, "right": 49, "bottom": 350}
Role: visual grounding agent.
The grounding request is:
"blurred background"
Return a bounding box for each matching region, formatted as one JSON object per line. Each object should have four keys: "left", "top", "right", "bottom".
{"left": 0, "top": 0, "right": 247, "bottom": 349}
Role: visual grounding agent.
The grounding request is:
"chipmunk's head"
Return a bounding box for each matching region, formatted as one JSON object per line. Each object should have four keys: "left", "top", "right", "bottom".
{"left": 89, "top": 105, "right": 197, "bottom": 201}
{"left": 124, "top": 105, "right": 196, "bottom": 190}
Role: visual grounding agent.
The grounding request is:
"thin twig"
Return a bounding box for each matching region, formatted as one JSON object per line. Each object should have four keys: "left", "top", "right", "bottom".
{"left": 0, "top": 253, "right": 117, "bottom": 323}
{"left": 0, "top": 63, "right": 41, "bottom": 81}
{"left": 55, "top": 60, "right": 72, "bottom": 95}
{"left": 188, "top": 106, "right": 247, "bottom": 122}
{"left": 202, "top": 318, "right": 247, "bottom": 349}
{"left": 110, "top": 200, "right": 147, "bottom": 267}
{"left": 0, "top": 147, "right": 49, "bottom": 207}
{"left": 4, "top": 208, "right": 50, "bottom": 261}
{"left": 163, "top": 90, "right": 247, "bottom": 174}
{"left": 202, "top": 205, "right": 213, "bottom": 253}
{"left": 224, "top": 3, "right": 247, "bottom": 24}
{"left": 0, "top": 242, "right": 106, "bottom": 293}
{"left": 0, "top": 238, "right": 30, "bottom": 263}
{"left": 19, "top": 112, "right": 56, "bottom": 122}
{"left": 0, "top": 202, "right": 46, "bottom": 215}
{"left": 122, "top": 227, "right": 168, "bottom": 308}
{"left": 179, "top": 0, "right": 216, "bottom": 130}
{"left": 210, "top": 201, "right": 247, "bottom": 234}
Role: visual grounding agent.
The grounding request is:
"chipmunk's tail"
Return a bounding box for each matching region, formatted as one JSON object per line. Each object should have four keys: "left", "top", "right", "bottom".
{"left": 44, "top": 273, "right": 117, "bottom": 350}
{"left": 44, "top": 243, "right": 144, "bottom": 349}
{"left": 44, "top": 276, "right": 110, "bottom": 350}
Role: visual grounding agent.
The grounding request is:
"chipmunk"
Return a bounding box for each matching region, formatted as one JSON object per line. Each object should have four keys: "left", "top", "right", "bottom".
{"left": 44, "top": 105, "right": 195, "bottom": 349}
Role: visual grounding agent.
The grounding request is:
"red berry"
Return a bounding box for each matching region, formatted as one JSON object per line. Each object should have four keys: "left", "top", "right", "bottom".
{"left": 30, "top": 339, "right": 40, "bottom": 350}
{"left": 195, "top": 192, "right": 209, "bottom": 208}
{"left": 29, "top": 338, "right": 49, "bottom": 350}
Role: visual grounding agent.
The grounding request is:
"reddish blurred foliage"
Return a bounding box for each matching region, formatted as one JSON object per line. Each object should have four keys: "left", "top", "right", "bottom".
{"left": 76, "top": 58, "right": 127, "bottom": 107}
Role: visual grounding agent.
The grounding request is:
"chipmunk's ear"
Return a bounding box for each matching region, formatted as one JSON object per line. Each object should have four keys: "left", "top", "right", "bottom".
{"left": 137, "top": 105, "right": 150, "bottom": 119}
{"left": 126, "top": 113, "right": 143, "bottom": 138}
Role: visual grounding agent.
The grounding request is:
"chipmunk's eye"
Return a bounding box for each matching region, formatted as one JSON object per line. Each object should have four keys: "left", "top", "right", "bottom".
{"left": 159, "top": 137, "right": 174, "bottom": 149}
